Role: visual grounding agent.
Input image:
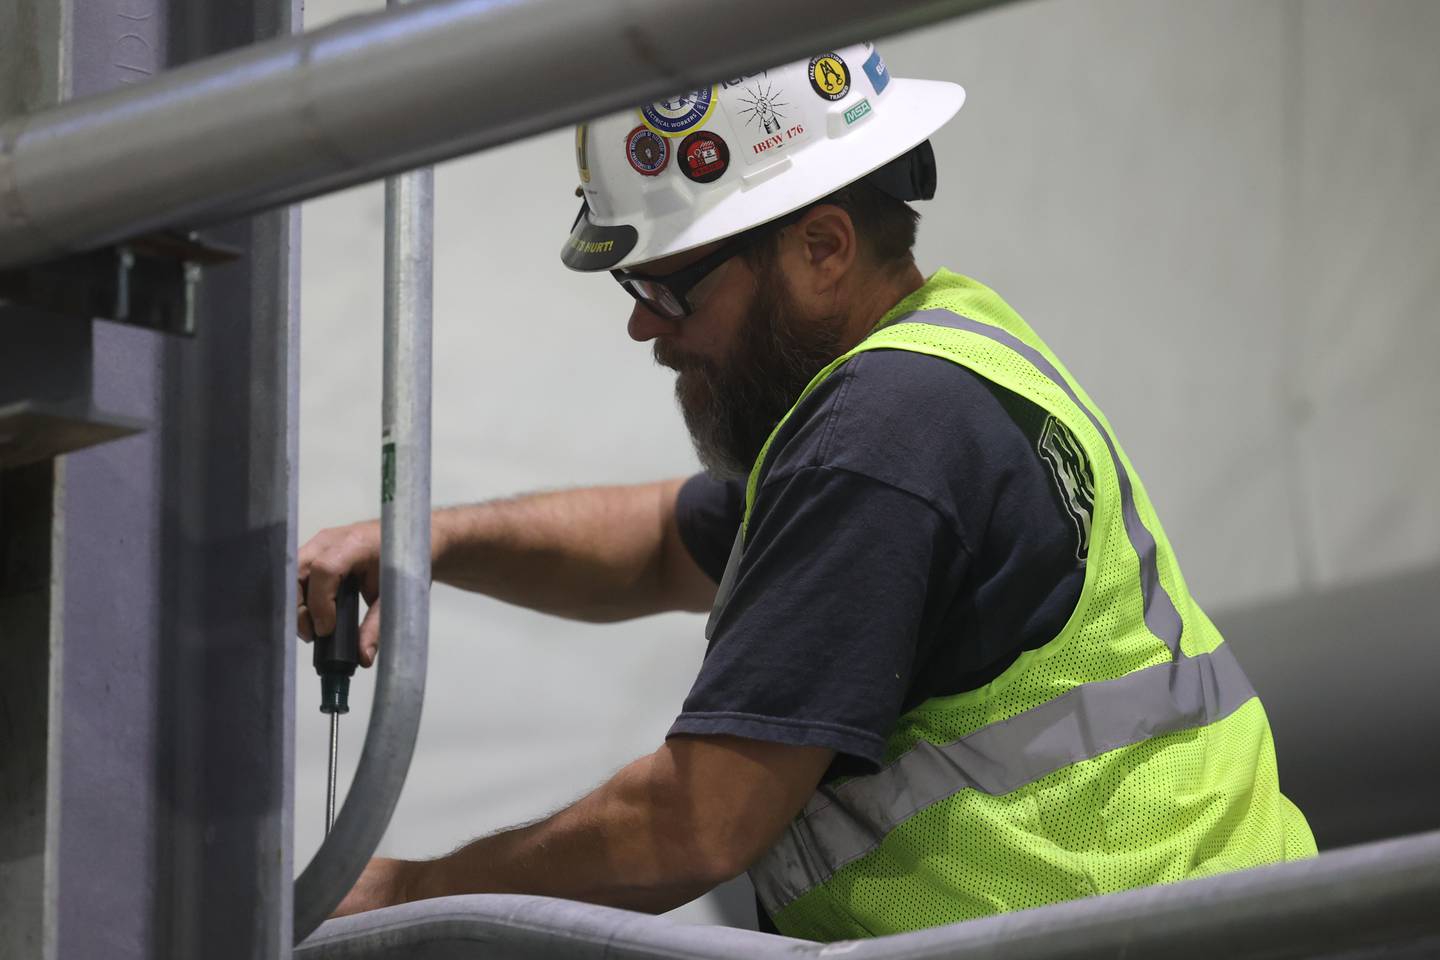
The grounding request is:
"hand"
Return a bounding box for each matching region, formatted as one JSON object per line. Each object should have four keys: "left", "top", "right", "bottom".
{"left": 331, "top": 856, "right": 419, "bottom": 918}
{"left": 298, "top": 521, "right": 383, "bottom": 666}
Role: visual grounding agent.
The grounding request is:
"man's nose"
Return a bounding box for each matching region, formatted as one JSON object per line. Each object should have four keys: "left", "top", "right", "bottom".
{"left": 627, "top": 303, "right": 678, "bottom": 342}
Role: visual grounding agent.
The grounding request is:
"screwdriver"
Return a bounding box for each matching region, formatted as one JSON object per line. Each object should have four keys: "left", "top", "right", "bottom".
{"left": 313, "top": 575, "right": 361, "bottom": 835}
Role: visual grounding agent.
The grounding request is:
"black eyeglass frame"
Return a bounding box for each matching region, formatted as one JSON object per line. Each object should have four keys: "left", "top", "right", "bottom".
{"left": 609, "top": 210, "right": 805, "bottom": 320}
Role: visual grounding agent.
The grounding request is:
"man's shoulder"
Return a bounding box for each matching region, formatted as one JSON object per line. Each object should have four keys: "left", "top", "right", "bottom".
{"left": 762, "top": 344, "right": 1048, "bottom": 508}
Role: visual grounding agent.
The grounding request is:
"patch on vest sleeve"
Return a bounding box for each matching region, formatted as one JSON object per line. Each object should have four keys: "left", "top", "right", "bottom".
{"left": 1037, "top": 415, "right": 1095, "bottom": 562}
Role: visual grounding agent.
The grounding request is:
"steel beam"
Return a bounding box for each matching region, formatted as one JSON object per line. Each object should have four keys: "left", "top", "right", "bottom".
{"left": 0, "top": 0, "right": 1017, "bottom": 269}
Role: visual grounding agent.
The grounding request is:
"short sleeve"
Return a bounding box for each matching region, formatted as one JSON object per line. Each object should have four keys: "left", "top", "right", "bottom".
{"left": 667, "top": 463, "right": 962, "bottom": 774}
{"left": 674, "top": 472, "right": 744, "bottom": 585}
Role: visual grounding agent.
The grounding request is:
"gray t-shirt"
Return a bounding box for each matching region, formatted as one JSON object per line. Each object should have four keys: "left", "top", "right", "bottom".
{"left": 669, "top": 345, "right": 1092, "bottom": 781}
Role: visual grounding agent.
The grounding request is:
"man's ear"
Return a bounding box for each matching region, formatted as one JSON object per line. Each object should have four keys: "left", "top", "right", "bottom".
{"left": 792, "top": 204, "right": 857, "bottom": 297}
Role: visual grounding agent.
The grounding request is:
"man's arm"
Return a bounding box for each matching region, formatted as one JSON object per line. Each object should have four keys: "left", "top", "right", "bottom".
{"left": 334, "top": 736, "right": 833, "bottom": 917}
{"left": 298, "top": 477, "right": 719, "bottom": 664}
{"left": 430, "top": 478, "right": 716, "bottom": 622}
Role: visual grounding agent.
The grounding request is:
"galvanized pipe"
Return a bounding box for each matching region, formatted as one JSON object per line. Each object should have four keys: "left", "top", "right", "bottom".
{"left": 292, "top": 50, "right": 436, "bottom": 940}
{"left": 0, "top": 0, "right": 1016, "bottom": 269}
{"left": 294, "top": 829, "right": 1440, "bottom": 960}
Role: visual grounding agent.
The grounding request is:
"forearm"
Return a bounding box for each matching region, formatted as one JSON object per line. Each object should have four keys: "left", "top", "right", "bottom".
{"left": 407, "top": 752, "right": 730, "bottom": 914}
{"left": 431, "top": 479, "right": 695, "bottom": 622}
{"left": 332, "top": 738, "right": 833, "bottom": 920}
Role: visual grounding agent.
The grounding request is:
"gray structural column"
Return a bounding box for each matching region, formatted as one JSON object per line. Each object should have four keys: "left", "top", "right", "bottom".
{"left": 0, "top": 4, "right": 69, "bottom": 956}
{"left": 13, "top": 0, "right": 300, "bottom": 959}
{"left": 147, "top": 0, "right": 301, "bottom": 953}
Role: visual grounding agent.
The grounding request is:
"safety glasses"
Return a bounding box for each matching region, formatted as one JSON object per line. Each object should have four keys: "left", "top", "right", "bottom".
{"left": 609, "top": 210, "right": 803, "bottom": 320}
{"left": 609, "top": 232, "right": 756, "bottom": 320}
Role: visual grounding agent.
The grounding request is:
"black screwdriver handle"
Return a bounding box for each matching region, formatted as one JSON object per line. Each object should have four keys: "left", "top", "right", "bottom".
{"left": 313, "top": 574, "right": 361, "bottom": 714}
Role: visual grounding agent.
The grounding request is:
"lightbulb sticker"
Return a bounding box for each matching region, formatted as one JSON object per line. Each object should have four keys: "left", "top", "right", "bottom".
{"left": 736, "top": 78, "right": 790, "bottom": 136}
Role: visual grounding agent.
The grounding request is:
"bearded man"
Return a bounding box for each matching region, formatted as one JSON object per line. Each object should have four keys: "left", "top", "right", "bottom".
{"left": 299, "top": 44, "right": 1314, "bottom": 941}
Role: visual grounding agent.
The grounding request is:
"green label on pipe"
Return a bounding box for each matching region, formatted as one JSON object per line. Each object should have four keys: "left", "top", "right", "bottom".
{"left": 381, "top": 442, "right": 396, "bottom": 503}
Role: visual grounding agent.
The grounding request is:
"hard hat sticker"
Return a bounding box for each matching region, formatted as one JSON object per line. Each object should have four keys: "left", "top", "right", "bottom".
{"left": 808, "top": 54, "right": 851, "bottom": 102}
{"left": 734, "top": 77, "right": 790, "bottom": 137}
{"left": 862, "top": 49, "right": 890, "bottom": 95}
{"left": 679, "top": 131, "right": 730, "bottom": 184}
{"left": 639, "top": 88, "right": 717, "bottom": 137}
{"left": 576, "top": 123, "right": 591, "bottom": 183}
{"left": 626, "top": 126, "right": 671, "bottom": 176}
{"left": 723, "top": 76, "right": 811, "bottom": 166}
{"left": 843, "top": 98, "right": 872, "bottom": 126}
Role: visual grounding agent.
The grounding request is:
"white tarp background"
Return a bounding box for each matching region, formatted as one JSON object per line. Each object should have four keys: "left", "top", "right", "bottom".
{"left": 293, "top": 0, "right": 1439, "bottom": 925}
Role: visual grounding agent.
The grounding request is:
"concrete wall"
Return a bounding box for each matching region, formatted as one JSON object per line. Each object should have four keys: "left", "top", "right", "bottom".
{"left": 293, "top": 0, "right": 1439, "bottom": 926}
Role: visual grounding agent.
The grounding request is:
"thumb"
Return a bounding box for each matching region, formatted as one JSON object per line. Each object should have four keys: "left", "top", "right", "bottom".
{"left": 359, "top": 599, "right": 382, "bottom": 668}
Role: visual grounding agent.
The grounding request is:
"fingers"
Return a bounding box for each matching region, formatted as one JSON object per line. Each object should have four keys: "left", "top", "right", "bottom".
{"left": 359, "top": 600, "right": 382, "bottom": 668}
{"left": 297, "top": 522, "right": 381, "bottom": 654}
{"left": 304, "top": 555, "right": 344, "bottom": 639}
{"left": 297, "top": 598, "right": 316, "bottom": 643}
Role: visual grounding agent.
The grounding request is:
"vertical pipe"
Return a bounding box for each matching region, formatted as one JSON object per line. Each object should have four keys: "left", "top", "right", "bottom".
{"left": 291, "top": 0, "right": 433, "bottom": 936}
{"left": 374, "top": 78, "right": 436, "bottom": 854}
{"left": 373, "top": 6, "right": 436, "bottom": 905}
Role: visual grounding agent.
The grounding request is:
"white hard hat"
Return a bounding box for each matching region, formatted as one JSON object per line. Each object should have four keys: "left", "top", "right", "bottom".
{"left": 561, "top": 43, "right": 965, "bottom": 272}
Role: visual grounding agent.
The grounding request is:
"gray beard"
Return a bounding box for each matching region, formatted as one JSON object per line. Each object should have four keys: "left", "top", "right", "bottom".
{"left": 656, "top": 265, "right": 844, "bottom": 480}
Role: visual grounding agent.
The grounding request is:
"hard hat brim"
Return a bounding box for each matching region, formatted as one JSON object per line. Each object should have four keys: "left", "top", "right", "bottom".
{"left": 561, "top": 214, "right": 639, "bottom": 271}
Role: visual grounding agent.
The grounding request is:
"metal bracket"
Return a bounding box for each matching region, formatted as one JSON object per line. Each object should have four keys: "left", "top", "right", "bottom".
{"left": 0, "top": 231, "right": 240, "bottom": 336}
{"left": 0, "top": 400, "right": 146, "bottom": 469}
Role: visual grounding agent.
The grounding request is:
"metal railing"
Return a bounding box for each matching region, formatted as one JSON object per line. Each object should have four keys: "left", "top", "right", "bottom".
{"left": 0, "top": 0, "right": 1014, "bottom": 269}
{"left": 295, "top": 829, "right": 1440, "bottom": 959}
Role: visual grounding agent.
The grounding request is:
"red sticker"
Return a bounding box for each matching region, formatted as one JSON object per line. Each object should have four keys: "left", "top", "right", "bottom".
{"left": 625, "top": 126, "right": 670, "bottom": 176}
{"left": 679, "top": 131, "right": 730, "bottom": 184}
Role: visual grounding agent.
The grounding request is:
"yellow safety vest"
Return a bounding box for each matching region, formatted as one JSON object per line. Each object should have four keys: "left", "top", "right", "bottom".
{"left": 732, "top": 270, "right": 1315, "bottom": 940}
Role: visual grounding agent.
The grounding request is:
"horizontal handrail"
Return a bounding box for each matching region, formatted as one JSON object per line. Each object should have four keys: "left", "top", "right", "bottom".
{"left": 294, "top": 830, "right": 1440, "bottom": 959}
{"left": 0, "top": 0, "right": 1015, "bottom": 269}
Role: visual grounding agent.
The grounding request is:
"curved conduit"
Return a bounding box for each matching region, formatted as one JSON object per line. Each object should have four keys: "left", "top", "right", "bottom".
{"left": 293, "top": 129, "right": 436, "bottom": 938}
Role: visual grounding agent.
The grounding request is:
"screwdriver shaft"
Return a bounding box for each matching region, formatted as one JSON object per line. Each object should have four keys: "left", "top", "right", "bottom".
{"left": 326, "top": 712, "right": 339, "bottom": 835}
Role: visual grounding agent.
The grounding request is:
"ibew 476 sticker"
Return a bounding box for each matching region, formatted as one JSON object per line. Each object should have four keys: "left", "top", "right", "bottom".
{"left": 721, "top": 76, "right": 811, "bottom": 166}
{"left": 639, "top": 88, "right": 717, "bottom": 137}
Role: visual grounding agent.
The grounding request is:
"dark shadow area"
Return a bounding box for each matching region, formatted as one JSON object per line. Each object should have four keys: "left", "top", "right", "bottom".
{"left": 1214, "top": 560, "right": 1440, "bottom": 850}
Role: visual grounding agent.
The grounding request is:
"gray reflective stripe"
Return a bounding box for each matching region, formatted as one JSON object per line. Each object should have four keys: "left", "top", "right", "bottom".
{"left": 704, "top": 528, "right": 744, "bottom": 641}
{"left": 898, "top": 309, "right": 1184, "bottom": 653}
{"left": 751, "top": 641, "right": 1256, "bottom": 913}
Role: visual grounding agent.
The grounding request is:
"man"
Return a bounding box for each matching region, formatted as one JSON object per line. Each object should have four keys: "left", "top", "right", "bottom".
{"left": 299, "top": 44, "right": 1315, "bottom": 940}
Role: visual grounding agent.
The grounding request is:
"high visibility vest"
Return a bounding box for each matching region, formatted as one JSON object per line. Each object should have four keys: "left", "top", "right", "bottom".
{"left": 730, "top": 270, "right": 1316, "bottom": 941}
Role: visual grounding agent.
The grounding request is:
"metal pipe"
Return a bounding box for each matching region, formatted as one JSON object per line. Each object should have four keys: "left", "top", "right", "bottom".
{"left": 294, "top": 829, "right": 1440, "bottom": 960}
{"left": 292, "top": 47, "right": 436, "bottom": 939}
{"left": 0, "top": 0, "right": 1017, "bottom": 269}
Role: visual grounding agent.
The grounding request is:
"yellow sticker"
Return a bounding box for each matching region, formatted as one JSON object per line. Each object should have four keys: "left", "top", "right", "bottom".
{"left": 808, "top": 54, "right": 851, "bottom": 102}
{"left": 569, "top": 236, "right": 615, "bottom": 255}
{"left": 575, "top": 123, "right": 591, "bottom": 183}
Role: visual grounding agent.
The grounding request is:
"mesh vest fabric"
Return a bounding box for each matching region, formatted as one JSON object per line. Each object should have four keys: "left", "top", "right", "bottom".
{"left": 739, "top": 270, "right": 1315, "bottom": 941}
